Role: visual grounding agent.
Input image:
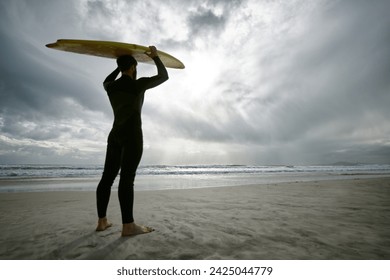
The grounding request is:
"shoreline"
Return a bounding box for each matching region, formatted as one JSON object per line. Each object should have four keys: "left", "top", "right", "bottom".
{"left": 1, "top": 173, "right": 390, "bottom": 193}
{"left": 0, "top": 176, "right": 389, "bottom": 260}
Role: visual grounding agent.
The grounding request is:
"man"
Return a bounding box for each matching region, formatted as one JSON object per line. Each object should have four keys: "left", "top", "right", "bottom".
{"left": 96, "top": 46, "right": 168, "bottom": 236}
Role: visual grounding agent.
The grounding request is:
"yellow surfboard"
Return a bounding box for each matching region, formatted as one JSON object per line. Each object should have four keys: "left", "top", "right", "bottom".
{"left": 46, "top": 39, "right": 185, "bottom": 69}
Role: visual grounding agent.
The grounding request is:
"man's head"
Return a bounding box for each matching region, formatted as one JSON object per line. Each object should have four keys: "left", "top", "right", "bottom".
{"left": 117, "top": 55, "right": 137, "bottom": 79}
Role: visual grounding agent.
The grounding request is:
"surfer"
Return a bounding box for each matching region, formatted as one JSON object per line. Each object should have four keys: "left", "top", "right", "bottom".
{"left": 96, "top": 46, "right": 168, "bottom": 236}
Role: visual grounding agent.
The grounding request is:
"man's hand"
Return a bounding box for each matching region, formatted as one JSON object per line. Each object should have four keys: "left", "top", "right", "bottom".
{"left": 145, "top": 46, "right": 158, "bottom": 58}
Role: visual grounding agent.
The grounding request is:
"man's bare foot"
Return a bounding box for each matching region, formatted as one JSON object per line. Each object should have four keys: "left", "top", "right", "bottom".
{"left": 121, "top": 222, "right": 154, "bottom": 237}
{"left": 96, "top": 217, "right": 112, "bottom": 231}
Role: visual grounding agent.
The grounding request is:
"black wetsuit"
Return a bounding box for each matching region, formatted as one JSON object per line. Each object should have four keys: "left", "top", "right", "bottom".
{"left": 96, "top": 56, "right": 168, "bottom": 224}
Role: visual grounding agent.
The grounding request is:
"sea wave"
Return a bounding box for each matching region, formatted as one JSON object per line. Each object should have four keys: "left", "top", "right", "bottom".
{"left": 0, "top": 164, "right": 389, "bottom": 179}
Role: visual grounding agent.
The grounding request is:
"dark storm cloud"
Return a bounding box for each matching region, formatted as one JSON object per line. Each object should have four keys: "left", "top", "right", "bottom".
{"left": 188, "top": 7, "right": 228, "bottom": 37}
{"left": 0, "top": 33, "right": 108, "bottom": 122}
{"left": 0, "top": 0, "right": 112, "bottom": 140}
{"left": 271, "top": 0, "right": 390, "bottom": 139}
{"left": 0, "top": 0, "right": 113, "bottom": 164}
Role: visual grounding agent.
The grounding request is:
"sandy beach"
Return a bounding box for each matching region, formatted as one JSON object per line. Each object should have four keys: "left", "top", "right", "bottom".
{"left": 0, "top": 177, "right": 389, "bottom": 260}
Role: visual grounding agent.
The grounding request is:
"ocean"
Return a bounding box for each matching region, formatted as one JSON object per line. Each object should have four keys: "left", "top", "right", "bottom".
{"left": 0, "top": 164, "right": 389, "bottom": 192}
{"left": 2, "top": 164, "right": 390, "bottom": 178}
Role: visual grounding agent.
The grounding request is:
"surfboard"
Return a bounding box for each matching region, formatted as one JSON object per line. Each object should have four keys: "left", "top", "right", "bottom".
{"left": 46, "top": 39, "right": 185, "bottom": 69}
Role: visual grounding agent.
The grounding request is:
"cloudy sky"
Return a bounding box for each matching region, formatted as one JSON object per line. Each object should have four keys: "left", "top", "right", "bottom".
{"left": 0, "top": 0, "right": 389, "bottom": 165}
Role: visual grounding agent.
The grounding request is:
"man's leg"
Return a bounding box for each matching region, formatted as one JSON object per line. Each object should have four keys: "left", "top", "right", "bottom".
{"left": 118, "top": 130, "right": 154, "bottom": 236}
{"left": 96, "top": 135, "right": 121, "bottom": 231}
{"left": 117, "top": 136, "right": 142, "bottom": 224}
